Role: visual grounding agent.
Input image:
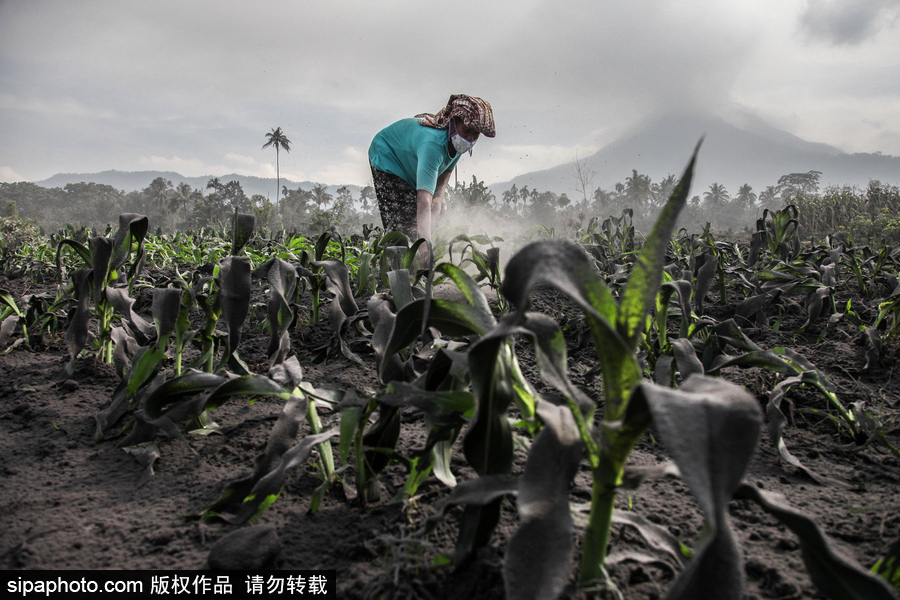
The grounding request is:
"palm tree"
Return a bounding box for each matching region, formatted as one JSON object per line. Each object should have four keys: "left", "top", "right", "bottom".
{"left": 262, "top": 127, "right": 292, "bottom": 213}
{"left": 652, "top": 174, "right": 678, "bottom": 208}
{"left": 206, "top": 177, "right": 224, "bottom": 194}
{"left": 735, "top": 184, "right": 757, "bottom": 210}
{"left": 359, "top": 186, "right": 376, "bottom": 212}
{"left": 311, "top": 184, "right": 333, "bottom": 209}
{"left": 624, "top": 170, "right": 652, "bottom": 217}
{"left": 703, "top": 182, "right": 731, "bottom": 228}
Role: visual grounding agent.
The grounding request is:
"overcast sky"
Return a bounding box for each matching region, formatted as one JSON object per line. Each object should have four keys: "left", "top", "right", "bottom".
{"left": 1, "top": 0, "right": 898, "bottom": 190}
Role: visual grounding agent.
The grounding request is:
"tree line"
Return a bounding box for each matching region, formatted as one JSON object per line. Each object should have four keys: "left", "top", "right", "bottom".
{"left": 2, "top": 167, "right": 894, "bottom": 243}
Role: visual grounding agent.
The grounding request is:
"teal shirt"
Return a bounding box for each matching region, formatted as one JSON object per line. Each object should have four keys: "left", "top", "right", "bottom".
{"left": 368, "top": 118, "right": 461, "bottom": 194}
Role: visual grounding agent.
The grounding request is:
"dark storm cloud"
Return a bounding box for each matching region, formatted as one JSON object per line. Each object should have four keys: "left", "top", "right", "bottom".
{"left": 799, "top": 0, "right": 900, "bottom": 45}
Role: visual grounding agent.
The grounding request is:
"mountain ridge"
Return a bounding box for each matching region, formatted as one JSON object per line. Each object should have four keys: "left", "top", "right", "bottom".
{"left": 489, "top": 112, "right": 900, "bottom": 199}
{"left": 32, "top": 170, "right": 361, "bottom": 200}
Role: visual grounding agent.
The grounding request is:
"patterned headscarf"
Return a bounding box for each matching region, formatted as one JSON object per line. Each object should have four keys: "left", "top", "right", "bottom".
{"left": 416, "top": 94, "right": 496, "bottom": 138}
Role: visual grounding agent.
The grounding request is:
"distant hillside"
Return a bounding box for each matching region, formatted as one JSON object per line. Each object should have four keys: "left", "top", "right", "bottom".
{"left": 491, "top": 112, "right": 900, "bottom": 199}
{"left": 33, "top": 170, "right": 361, "bottom": 199}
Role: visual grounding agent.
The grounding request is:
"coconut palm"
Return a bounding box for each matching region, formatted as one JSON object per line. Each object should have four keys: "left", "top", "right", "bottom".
{"left": 359, "top": 185, "right": 376, "bottom": 212}
{"left": 206, "top": 177, "right": 224, "bottom": 194}
{"left": 262, "top": 127, "right": 292, "bottom": 213}
{"left": 311, "top": 184, "right": 333, "bottom": 209}
{"left": 166, "top": 182, "right": 199, "bottom": 228}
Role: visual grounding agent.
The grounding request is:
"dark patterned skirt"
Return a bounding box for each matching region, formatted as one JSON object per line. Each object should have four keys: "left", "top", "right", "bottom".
{"left": 370, "top": 163, "right": 417, "bottom": 238}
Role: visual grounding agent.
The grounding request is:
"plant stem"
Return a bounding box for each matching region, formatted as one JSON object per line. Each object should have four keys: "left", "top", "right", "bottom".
{"left": 580, "top": 455, "right": 622, "bottom": 584}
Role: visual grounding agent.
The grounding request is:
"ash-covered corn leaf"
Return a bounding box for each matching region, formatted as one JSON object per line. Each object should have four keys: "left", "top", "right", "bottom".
{"left": 230, "top": 213, "right": 256, "bottom": 256}
{"left": 504, "top": 402, "right": 583, "bottom": 600}
{"left": 254, "top": 257, "right": 298, "bottom": 365}
{"left": 105, "top": 287, "right": 154, "bottom": 345}
{"left": 631, "top": 375, "right": 761, "bottom": 600}
{"left": 216, "top": 256, "right": 252, "bottom": 373}
{"left": 735, "top": 483, "right": 897, "bottom": 600}
{"left": 63, "top": 268, "right": 92, "bottom": 377}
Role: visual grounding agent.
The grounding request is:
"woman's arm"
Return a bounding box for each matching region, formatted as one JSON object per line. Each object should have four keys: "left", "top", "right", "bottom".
{"left": 432, "top": 169, "right": 453, "bottom": 223}
{"left": 416, "top": 189, "right": 434, "bottom": 244}
{"left": 417, "top": 169, "right": 453, "bottom": 244}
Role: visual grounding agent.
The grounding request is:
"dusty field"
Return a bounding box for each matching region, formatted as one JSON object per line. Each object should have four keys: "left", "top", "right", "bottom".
{"left": 1, "top": 272, "right": 899, "bottom": 600}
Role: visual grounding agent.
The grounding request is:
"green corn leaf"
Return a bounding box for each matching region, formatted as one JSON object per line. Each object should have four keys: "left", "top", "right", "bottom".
{"left": 493, "top": 312, "right": 593, "bottom": 417}
{"left": 338, "top": 393, "right": 367, "bottom": 467}
{"left": 203, "top": 374, "right": 293, "bottom": 410}
{"left": 55, "top": 238, "right": 93, "bottom": 281}
{"left": 143, "top": 371, "right": 228, "bottom": 421}
{"left": 735, "top": 483, "right": 897, "bottom": 600}
{"left": 631, "top": 375, "right": 762, "bottom": 600}
{"left": 872, "top": 536, "right": 900, "bottom": 589}
{"left": 618, "top": 140, "right": 699, "bottom": 347}
{"left": 504, "top": 402, "right": 583, "bottom": 600}
{"left": 434, "top": 262, "right": 495, "bottom": 320}
{"left": 314, "top": 229, "right": 333, "bottom": 262}
{"left": 501, "top": 238, "right": 638, "bottom": 415}
{"left": 0, "top": 289, "right": 23, "bottom": 317}
{"left": 383, "top": 298, "right": 494, "bottom": 361}
{"left": 93, "top": 344, "right": 167, "bottom": 440}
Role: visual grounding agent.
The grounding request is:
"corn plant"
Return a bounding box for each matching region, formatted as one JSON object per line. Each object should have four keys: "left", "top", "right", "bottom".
{"left": 298, "top": 230, "right": 345, "bottom": 325}
{"left": 756, "top": 204, "right": 801, "bottom": 262}
{"left": 422, "top": 144, "right": 893, "bottom": 599}
{"left": 56, "top": 213, "right": 149, "bottom": 373}
{"left": 94, "top": 286, "right": 183, "bottom": 441}
{"left": 446, "top": 234, "right": 507, "bottom": 311}
{"left": 116, "top": 356, "right": 338, "bottom": 521}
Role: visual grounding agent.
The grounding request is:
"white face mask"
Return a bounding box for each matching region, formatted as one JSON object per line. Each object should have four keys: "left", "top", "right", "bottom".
{"left": 449, "top": 121, "right": 475, "bottom": 156}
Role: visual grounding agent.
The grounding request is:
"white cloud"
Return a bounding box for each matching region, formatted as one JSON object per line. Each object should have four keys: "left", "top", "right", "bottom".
{"left": 224, "top": 153, "right": 257, "bottom": 166}
{"left": 0, "top": 166, "right": 26, "bottom": 183}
